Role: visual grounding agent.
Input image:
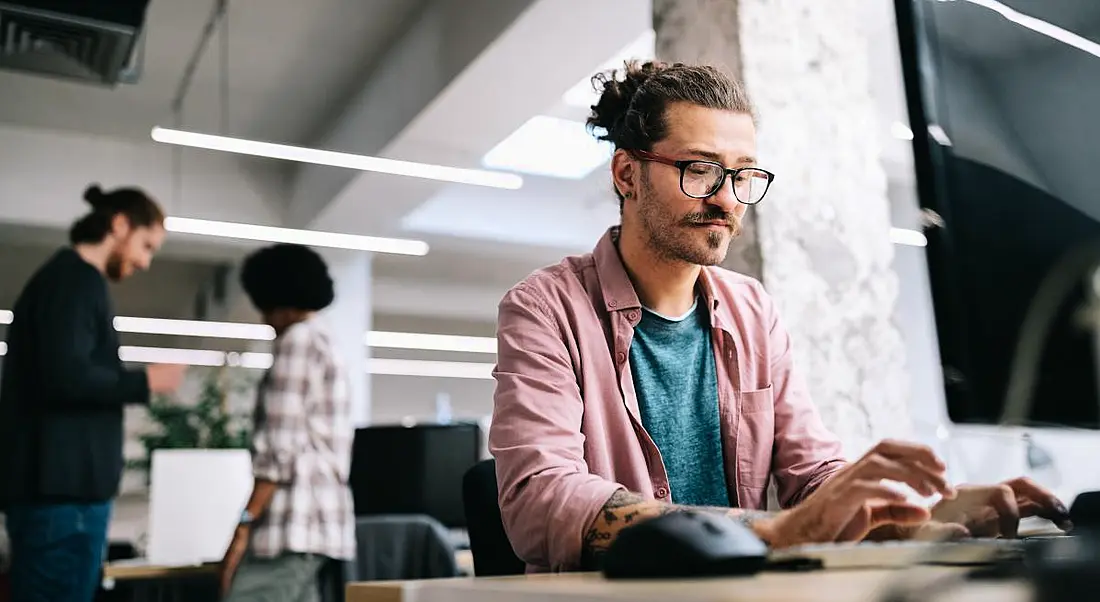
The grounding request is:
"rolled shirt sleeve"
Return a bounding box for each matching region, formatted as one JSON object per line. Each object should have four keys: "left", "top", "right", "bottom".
{"left": 489, "top": 285, "right": 624, "bottom": 571}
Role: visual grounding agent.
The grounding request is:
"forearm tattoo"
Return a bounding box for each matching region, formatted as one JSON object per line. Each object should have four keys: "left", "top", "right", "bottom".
{"left": 580, "top": 489, "right": 776, "bottom": 569}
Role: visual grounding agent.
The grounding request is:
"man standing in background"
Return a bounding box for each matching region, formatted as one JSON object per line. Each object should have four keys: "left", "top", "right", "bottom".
{"left": 220, "top": 244, "right": 356, "bottom": 602}
{"left": 0, "top": 185, "right": 185, "bottom": 602}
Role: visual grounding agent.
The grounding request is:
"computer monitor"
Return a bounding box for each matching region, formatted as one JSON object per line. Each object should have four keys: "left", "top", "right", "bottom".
{"left": 894, "top": 0, "right": 1100, "bottom": 427}
{"left": 348, "top": 423, "right": 481, "bottom": 528}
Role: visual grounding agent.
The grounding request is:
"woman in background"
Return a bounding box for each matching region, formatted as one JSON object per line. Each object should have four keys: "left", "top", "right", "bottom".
{"left": 220, "top": 244, "right": 356, "bottom": 602}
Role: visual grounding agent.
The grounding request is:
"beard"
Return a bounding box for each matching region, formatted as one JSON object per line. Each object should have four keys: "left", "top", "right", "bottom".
{"left": 105, "top": 252, "right": 127, "bottom": 282}
{"left": 635, "top": 171, "right": 740, "bottom": 266}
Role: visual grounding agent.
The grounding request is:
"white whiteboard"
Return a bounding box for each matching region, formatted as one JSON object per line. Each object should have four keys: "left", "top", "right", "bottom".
{"left": 146, "top": 449, "right": 252, "bottom": 565}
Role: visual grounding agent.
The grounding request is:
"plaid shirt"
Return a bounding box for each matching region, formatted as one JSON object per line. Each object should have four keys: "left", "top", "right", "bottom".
{"left": 250, "top": 317, "right": 356, "bottom": 560}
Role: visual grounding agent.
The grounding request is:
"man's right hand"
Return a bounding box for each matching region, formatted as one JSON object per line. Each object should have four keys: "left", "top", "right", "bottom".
{"left": 755, "top": 440, "right": 957, "bottom": 548}
{"left": 146, "top": 364, "right": 186, "bottom": 394}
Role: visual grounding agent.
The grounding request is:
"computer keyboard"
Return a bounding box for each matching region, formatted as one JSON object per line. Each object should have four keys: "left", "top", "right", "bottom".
{"left": 1017, "top": 515, "right": 1068, "bottom": 538}
{"left": 768, "top": 538, "right": 1026, "bottom": 570}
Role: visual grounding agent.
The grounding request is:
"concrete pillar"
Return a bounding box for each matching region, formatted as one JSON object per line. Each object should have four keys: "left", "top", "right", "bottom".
{"left": 654, "top": 0, "right": 912, "bottom": 456}
{"left": 320, "top": 250, "right": 373, "bottom": 427}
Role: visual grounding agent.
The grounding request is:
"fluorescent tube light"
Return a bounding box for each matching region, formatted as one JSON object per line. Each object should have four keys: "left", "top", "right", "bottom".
{"left": 891, "top": 227, "right": 928, "bottom": 247}
{"left": 114, "top": 344, "right": 494, "bottom": 379}
{"left": 114, "top": 317, "right": 275, "bottom": 340}
{"left": 227, "top": 351, "right": 274, "bottom": 370}
{"left": 0, "top": 341, "right": 6, "bottom": 356}
{"left": 962, "top": 0, "right": 1100, "bottom": 60}
{"left": 483, "top": 116, "right": 612, "bottom": 179}
{"left": 368, "top": 358, "right": 495, "bottom": 380}
{"left": 3, "top": 311, "right": 498, "bottom": 355}
{"left": 0, "top": 309, "right": 11, "bottom": 325}
{"left": 119, "top": 345, "right": 228, "bottom": 367}
{"left": 151, "top": 127, "right": 524, "bottom": 190}
{"left": 165, "top": 217, "right": 430, "bottom": 256}
{"left": 365, "top": 331, "right": 496, "bottom": 354}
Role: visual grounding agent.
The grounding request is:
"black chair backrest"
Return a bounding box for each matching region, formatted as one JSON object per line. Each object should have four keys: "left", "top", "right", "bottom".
{"left": 462, "top": 459, "right": 526, "bottom": 576}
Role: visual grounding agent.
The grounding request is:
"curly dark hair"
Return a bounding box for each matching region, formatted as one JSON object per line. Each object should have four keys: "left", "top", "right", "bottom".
{"left": 240, "top": 244, "right": 335, "bottom": 312}
{"left": 587, "top": 60, "right": 755, "bottom": 208}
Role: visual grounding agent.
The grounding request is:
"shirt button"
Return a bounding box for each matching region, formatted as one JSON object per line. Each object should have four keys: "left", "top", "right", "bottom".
{"left": 609, "top": 299, "right": 618, "bottom": 308}
{"left": 655, "top": 487, "right": 669, "bottom": 499}
{"left": 627, "top": 310, "right": 639, "bottom": 321}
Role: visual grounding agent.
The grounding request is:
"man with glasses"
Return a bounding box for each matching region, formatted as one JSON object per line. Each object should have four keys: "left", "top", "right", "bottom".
{"left": 489, "top": 61, "right": 1069, "bottom": 573}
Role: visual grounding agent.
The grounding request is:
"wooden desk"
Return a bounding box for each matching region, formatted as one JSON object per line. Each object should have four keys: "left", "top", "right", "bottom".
{"left": 102, "top": 560, "right": 218, "bottom": 581}
{"left": 102, "top": 548, "right": 473, "bottom": 583}
{"left": 345, "top": 568, "right": 1030, "bottom": 602}
{"left": 101, "top": 560, "right": 219, "bottom": 602}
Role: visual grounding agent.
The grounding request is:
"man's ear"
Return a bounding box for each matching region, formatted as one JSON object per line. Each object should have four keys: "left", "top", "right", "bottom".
{"left": 610, "top": 149, "right": 636, "bottom": 199}
{"left": 109, "top": 213, "right": 131, "bottom": 239}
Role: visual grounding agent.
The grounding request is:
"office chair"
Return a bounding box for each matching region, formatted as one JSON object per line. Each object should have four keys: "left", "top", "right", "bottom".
{"left": 353, "top": 515, "right": 458, "bottom": 580}
{"left": 462, "top": 459, "right": 526, "bottom": 576}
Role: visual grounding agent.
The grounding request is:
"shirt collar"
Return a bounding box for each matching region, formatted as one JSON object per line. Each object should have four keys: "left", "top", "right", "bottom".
{"left": 593, "top": 227, "right": 725, "bottom": 322}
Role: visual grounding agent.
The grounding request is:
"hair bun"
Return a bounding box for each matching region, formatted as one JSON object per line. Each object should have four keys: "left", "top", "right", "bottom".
{"left": 83, "top": 184, "right": 105, "bottom": 207}
{"left": 587, "top": 60, "right": 666, "bottom": 146}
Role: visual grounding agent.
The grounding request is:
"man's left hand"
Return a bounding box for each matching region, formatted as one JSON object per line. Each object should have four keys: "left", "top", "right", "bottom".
{"left": 929, "top": 477, "right": 1071, "bottom": 538}
{"left": 219, "top": 525, "right": 250, "bottom": 597}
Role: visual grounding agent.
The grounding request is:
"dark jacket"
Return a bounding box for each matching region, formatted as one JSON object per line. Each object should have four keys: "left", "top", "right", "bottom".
{"left": 0, "top": 248, "right": 149, "bottom": 506}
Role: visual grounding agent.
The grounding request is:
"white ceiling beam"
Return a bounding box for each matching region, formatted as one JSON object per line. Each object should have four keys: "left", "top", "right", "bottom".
{"left": 286, "top": 0, "right": 539, "bottom": 229}
{"left": 306, "top": 0, "right": 651, "bottom": 238}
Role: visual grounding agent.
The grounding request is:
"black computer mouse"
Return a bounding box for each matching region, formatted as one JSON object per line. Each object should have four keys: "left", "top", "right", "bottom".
{"left": 602, "top": 511, "right": 769, "bottom": 579}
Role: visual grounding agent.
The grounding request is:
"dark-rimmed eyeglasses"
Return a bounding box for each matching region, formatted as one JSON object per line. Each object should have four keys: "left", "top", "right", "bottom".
{"left": 630, "top": 149, "right": 775, "bottom": 205}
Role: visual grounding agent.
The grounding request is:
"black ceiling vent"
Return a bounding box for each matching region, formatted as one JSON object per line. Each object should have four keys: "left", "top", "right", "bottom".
{"left": 0, "top": 0, "right": 152, "bottom": 86}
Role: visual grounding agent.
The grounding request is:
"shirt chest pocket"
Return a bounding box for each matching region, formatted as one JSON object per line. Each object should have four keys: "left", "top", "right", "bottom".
{"left": 736, "top": 385, "right": 775, "bottom": 487}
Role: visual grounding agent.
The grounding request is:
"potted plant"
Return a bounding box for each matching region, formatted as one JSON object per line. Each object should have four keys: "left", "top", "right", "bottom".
{"left": 128, "top": 367, "right": 254, "bottom": 482}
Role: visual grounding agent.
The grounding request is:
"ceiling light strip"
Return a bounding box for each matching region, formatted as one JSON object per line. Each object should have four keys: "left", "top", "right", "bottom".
{"left": 164, "top": 217, "right": 430, "bottom": 256}
{"left": 3, "top": 311, "right": 498, "bottom": 353}
{"left": 114, "top": 316, "right": 275, "bottom": 340}
{"left": 368, "top": 358, "right": 495, "bottom": 380}
{"left": 119, "top": 345, "right": 227, "bottom": 367}
{"left": 151, "top": 127, "right": 524, "bottom": 190}
{"left": 365, "top": 330, "right": 497, "bottom": 354}
{"left": 112, "top": 345, "right": 494, "bottom": 380}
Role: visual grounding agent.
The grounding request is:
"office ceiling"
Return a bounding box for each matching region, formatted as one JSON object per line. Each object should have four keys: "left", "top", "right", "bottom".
{"left": 0, "top": 0, "right": 937, "bottom": 326}
{"left": 0, "top": 0, "right": 425, "bottom": 143}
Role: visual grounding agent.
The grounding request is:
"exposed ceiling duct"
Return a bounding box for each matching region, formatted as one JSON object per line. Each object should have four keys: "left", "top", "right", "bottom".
{"left": 0, "top": 0, "right": 151, "bottom": 85}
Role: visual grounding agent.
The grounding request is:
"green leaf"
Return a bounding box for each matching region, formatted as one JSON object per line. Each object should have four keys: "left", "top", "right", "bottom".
{"left": 131, "top": 368, "right": 254, "bottom": 476}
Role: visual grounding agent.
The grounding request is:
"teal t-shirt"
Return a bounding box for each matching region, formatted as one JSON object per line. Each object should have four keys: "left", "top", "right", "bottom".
{"left": 629, "top": 298, "right": 730, "bottom": 507}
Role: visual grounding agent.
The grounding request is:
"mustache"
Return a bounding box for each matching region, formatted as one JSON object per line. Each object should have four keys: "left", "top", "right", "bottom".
{"left": 681, "top": 211, "right": 735, "bottom": 227}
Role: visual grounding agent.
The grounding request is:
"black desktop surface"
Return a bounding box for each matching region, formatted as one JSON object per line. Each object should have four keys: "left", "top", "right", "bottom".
{"left": 348, "top": 423, "right": 481, "bottom": 529}
{"left": 895, "top": 0, "right": 1100, "bottom": 428}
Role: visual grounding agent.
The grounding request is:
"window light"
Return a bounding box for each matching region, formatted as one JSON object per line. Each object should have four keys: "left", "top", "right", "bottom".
{"left": 482, "top": 116, "right": 612, "bottom": 179}
{"left": 562, "top": 30, "right": 656, "bottom": 108}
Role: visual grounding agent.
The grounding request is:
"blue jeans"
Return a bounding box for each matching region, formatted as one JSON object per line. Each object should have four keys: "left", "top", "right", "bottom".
{"left": 5, "top": 502, "right": 112, "bottom": 602}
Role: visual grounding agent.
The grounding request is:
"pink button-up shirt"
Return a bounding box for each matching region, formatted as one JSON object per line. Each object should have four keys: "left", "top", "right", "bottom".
{"left": 489, "top": 228, "right": 848, "bottom": 572}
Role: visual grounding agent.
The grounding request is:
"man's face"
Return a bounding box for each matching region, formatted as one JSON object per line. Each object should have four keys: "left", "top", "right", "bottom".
{"left": 619, "top": 102, "right": 758, "bottom": 266}
{"left": 106, "top": 218, "right": 165, "bottom": 282}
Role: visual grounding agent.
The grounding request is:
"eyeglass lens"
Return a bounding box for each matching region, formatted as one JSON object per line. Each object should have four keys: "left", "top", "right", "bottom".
{"left": 682, "top": 162, "right": 770, "bottom": 203}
